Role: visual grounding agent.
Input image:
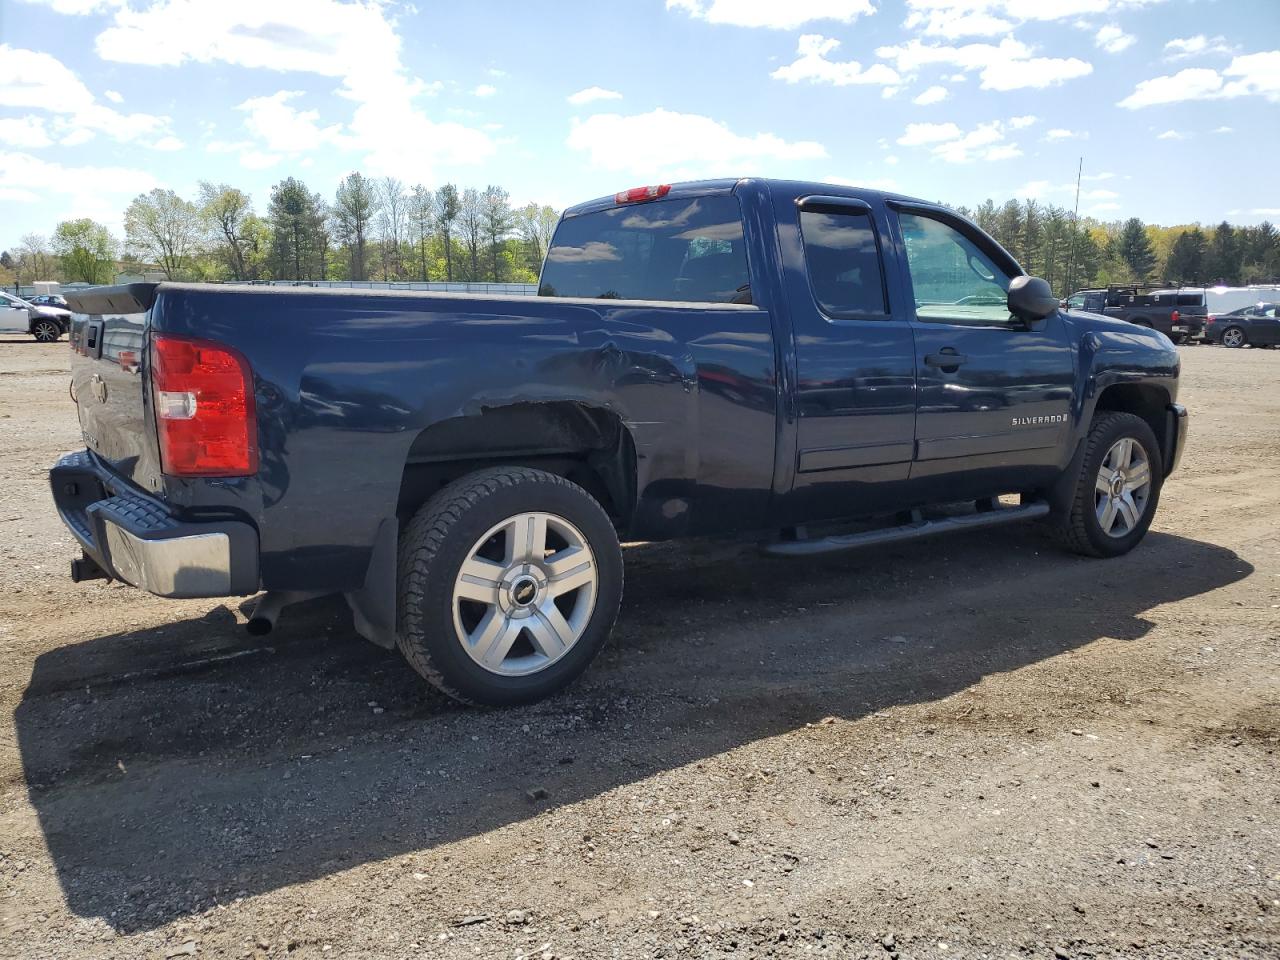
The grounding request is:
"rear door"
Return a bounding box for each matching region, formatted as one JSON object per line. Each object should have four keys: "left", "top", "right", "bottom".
{"left": 775, "top": 192, "right": 917, "bottom": 521}
{"left": 889, "top": 205, "right": 1075, "bottom": 486}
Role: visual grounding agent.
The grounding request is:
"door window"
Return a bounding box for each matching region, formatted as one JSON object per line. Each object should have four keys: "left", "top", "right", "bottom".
{"left": 799, "top": 209, "right": 888, "bottom": 318}
{"left": 898, "top": 212, "right": 1014, "bottom": 326}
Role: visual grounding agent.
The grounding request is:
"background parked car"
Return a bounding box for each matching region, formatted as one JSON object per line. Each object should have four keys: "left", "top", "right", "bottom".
{"left": 0, "top": 291, "right": 71, "bottom": 342}
{"left": 1063, "top": 286, "right": 1206, "bottom": 343}
{"left": 1204, "top": 303, "right": 1280, "bottom": 348}
{"left": 26, "top": 294, "right": 68, "bottom": 309}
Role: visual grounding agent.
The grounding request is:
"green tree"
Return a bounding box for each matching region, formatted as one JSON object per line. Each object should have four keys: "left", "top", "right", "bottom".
{"left": 434, "top": 184, "right": 461, "bottom": 282}
{"left": 1117, "top": 217, "right": 1157, "bottom": 280}
{"left": 993, "top": 200, "right": 1023, "bottom": 262}
{"left": 53, "top": 219, "right": 117, "bottom": 284}
{"left": 199, "top": 182, "right": 256, "bottom": 280}
{"left": 482, "top": 185, "right": 512, "bottom": 282}
{"left": 1205, "top": 221, "right": 1241, "bottom": 284}
{"left": 1165, "top": 228, "right": 1207, "bottom": 284}
{"left": 459, "top": 187, "right": 482, "bottom": 281}
{"left": 332, "top": 172, "right": 380, "bottom": 281}
{"left": 515, "top": 202, "right": 560, "bottom": 274}
{"left": 124, "top": 188, "right": 202, "bottom": 279}
{"left": 267, "top": 177, "right": 326, "bottom": 281}
{"left": 408, "top": 184, "right": 434, "bottom": 281}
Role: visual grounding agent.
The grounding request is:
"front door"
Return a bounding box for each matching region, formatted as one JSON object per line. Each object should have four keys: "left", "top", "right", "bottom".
{"left": 777, "top": 194, "right": 918, "bottom": 522}
{"left": 891, "top": 207, "right": 1075, "bottom": 490}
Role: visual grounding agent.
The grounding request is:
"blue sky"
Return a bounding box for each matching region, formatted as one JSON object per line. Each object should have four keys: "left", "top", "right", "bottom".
{"left": 1, "top": 0, "right": 1277, "bottom": 251}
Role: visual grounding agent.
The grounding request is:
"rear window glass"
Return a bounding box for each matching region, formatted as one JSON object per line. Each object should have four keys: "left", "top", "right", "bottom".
{"left": 539, "top": 196, "right": 750, "bottom": 303}
{"left": 1176, "top": 293, "right": 1204, "bottom": 306}
{"left": 799, "top": 209, "right": 888, "bottom": 316}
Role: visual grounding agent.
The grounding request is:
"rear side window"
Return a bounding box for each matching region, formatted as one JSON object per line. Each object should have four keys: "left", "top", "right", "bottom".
{"left": 538, "top": 196, "right": 750, "bottom": 303}
{"left": 799, "top": 209, "right": 888, "bottom": 317}
{"left": 1177, "top": 293, "right": 1204, "bottom": 306}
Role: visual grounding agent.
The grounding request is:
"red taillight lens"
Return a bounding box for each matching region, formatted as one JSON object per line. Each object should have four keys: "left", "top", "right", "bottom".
{"left": 1170, "top": 309, "right": 1180, "bottom": 324}
{"left": 614, "top": 184, "right": 671, "bottom": 204}
{"left": 1206, "top": 315, "right": 1217, "bottom": 324}
{"left": 150, "top": 334, "right": 258, "bottom": 477}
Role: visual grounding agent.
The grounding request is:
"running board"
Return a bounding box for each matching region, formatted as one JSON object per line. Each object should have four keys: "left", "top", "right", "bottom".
{"left": 761, "top": 501, "right": 1050, "bottom": 557}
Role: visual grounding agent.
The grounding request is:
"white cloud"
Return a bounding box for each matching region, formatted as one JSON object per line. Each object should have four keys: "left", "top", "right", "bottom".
{"left": 103, "top": 88, "right": 123, "bottom": 103}
{"left": 772, "top": 35, "right": 902, "bottom": 87}
{"left": 0, "top": 44, "right": 175, "bottom": 149}
{"left": 667, "top": 0, "right": 875, "bottom": 29}
{"left": 898, "top": 117, "right": 1027, "bottom": 162}
{"left": 473, "top": 84, "right": 497, "bottom": 98}
{"left": 876, "top": 37, "right": 1092, "bottom": 91}
{"left": 566, "top": 108, "right": 826, "bottom": 179}
{"left": 1095, "top": 25, "right": 1135, "bottom": 54}
{"left": 151, "top": 135, "right": 184, "bottom": 151}
{"left": 0, "top": 116, "right": 53, "bottom": 147}
{"left": 1156, "top": 129, "right": 1185, "bottom": 140}
{"left": 1044, "top": 127, "right": 1087, "bottom": 140}
{"left": 83, "top": 0, "right": 496, "bottom": 181}
{"left": 1163, "top": 35, "right": 1234, "bottom": 61}
{"left": 897, "top": 122, "right": 963, "bottom": 145}
{"left": 1008, "top": 115, "right": 1037, "bottom": 128}
{"left": 568, "top": 86, "right": 622, "bottom": 106}
{"left": 238, "top": 91, "right": 347, "bottom": 153}
{"left": 1118, "top": 52, "right": 1280, "bottom": 108}
{"left": 0, "top": 148, "right": 158, "bottom": 228}
{"left": 903, "top": 0, "right": 1167, "bottom": 40}
{"left": 1214, "top": 125, "right": 1233, "bottom": 133}
{"left": 16, "top": 0, "right": 125, "bottom": 12}
{"left": 913, "top": 84, "right": 949, "bottom": 104}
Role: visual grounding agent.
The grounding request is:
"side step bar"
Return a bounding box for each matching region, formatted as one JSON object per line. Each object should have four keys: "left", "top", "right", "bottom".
{"left": 761, "top": 500, "right": 1050, "bottom": 558}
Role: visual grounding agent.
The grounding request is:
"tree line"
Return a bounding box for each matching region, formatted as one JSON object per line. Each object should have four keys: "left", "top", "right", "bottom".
{"left": 0, "top": 173, "right": 562, "bottom": 288}
{"left": 955, "top": 198, "right": 1280, "bottom": 293}
{"left": 4, "top": 181, "right": 1278, "bottom": 295}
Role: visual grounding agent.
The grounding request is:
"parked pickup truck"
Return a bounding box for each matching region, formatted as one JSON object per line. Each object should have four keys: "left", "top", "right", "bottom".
{"left": 1063, "top": 286, "right": 1206, "bottom": 343}
{"left": 51, "top": 179, "right": 1187, "bottom": 705}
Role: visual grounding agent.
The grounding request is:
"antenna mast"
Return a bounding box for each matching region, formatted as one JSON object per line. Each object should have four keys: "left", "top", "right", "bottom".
{"left": 1065, "top": 156, "right": 1083, "bottom": 294}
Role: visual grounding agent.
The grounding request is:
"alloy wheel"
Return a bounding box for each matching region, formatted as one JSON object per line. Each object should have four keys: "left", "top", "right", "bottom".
{"left": 1094, "top": 437, "right": 1152, "bottom": 538}
{"left": 451, "top": 511, "right": 598, "bottom": 676}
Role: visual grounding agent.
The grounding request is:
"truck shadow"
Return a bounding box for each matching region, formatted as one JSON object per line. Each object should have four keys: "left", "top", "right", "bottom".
{"left": 14, "top": 527, "right": 1251, "bottom": 932}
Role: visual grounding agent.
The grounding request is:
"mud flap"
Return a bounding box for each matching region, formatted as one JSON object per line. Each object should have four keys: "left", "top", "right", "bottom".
{"left": 344, "top": 517, "right": 399, "bottom": 649}
{"left": 1045, "top": 437, "right": 1087, "bottom": 518}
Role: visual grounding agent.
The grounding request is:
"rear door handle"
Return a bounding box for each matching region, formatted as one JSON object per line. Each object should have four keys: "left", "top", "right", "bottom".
{"left": 924, "top": 350, "right": 969, "bottom": 369}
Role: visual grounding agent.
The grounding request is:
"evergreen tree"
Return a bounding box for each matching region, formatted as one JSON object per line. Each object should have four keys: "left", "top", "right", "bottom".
{"left": 332, "top": 172, "right": 380, "bottom": 281}
{"left": 434, "top": 184, "right": 461, "bottom": 282}
{"left": 266, "top": 178, "right": 326, "bottom": 281}
{"left": 1165, "top": 228, "right": 1207, "bottom": 284}
{"left": 1117, "top": 217, "right": 1157, "bottom": 280}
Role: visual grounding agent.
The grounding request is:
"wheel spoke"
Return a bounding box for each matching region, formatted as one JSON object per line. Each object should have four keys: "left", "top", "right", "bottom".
{"left": 456, "top": 557, "right": 504, "bottom": 604}
{"left": 1116, "top": 493, "right": 1140, "bottom": 531}
{"left": 527, "top": 602, "right": 575, "bottom": 659}
{"left": 545, "top": 546, "right": 594, "bottom": 597}
{"left": 1095, "top": 472, "right": 1113, "bottom": 494}
{"left": 469, "top": 610, "right": 521, "bottom": 668}
{"left": 507, "top": 513, "right": 548, "bottom": 564}
{"left": 1097, "top": 495, "right": 1118, "bottom": 533}
{"left": 1114, "top": 437, "right": 1133, "bottom": 470}
{"left": 1124, "top": 459, "right": 1151, "bottom": 492}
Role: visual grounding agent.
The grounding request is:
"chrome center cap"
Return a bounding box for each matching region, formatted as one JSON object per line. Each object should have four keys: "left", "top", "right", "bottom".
{"left": 1109, "top": 473, "right": 1125, "bottom": 497}
{"left": 511, "top": 576, "right": 538, "bottom": 607}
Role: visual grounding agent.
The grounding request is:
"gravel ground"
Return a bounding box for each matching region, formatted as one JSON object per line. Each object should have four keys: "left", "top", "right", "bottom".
{"left": 0, "top": 336, "right": 1276, "bottom": 960}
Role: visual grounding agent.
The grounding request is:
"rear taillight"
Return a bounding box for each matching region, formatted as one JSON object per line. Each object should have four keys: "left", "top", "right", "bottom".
{"left": 150, "top": 334, "right": 258, "bottom": 477}
{"left": 1170, "top": 309, "right": 1180, "bottom": 324}
{"left": 614, "top": 184, "right": 671, "bottom": 204}
{"left": 1206, "top": 315, "right": 1217, "bottom": 324}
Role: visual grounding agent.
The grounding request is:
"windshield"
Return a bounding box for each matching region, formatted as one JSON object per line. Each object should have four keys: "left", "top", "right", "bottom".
{"left": 538, "top": 195, "right": 750, "bottom": 304}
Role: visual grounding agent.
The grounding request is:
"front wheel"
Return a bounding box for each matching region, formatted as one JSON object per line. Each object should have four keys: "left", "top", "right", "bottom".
{"left": 397, "top": 467, "right": 623, "bottom": 706}
{"left": 1050, "top": 412, "right": 1162, "bottom": 558}
{"left": 31, "top": 319, "right": 62, "bottom": 343}
{"left": 1221, "top": 326, "right": 1247, "bottom": 348}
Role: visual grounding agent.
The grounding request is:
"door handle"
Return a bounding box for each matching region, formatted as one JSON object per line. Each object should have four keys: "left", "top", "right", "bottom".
{"left": 924, "top": 349, "right": 969, "bottom": 369}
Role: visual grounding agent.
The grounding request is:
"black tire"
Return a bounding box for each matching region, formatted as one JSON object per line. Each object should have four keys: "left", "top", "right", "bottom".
{"left": 1050, "top": 411, "right": 1163, "bottom": 558}
{"left": 397, "top": 466, "right": 623, "bottom": 706}
{"left": 1220, "top": 326, "right": 1247, "bottom": 348}
{"left": 31, "top": 319, "right": 61, "bottom": 343}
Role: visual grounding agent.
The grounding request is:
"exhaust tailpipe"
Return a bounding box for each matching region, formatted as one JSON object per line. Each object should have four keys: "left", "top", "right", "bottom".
{"left": 246, "top": 591, "right": 324, "bottom": 636}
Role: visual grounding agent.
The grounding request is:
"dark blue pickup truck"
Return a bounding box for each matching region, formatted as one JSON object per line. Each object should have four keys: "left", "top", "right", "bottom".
{"left": 51, "top": 178, "right": 1187, "bottom": 705}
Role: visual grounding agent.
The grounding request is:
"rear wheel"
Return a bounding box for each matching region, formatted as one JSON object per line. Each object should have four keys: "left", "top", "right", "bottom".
{"left": 1221, "top": 326, "right": 1247, "bottom": 348}
{"left": 1050, "top": 412, "right": 1161, "bottom": 558}
{"left": 31, "top": 319, "right": 61, "bottom": 343}
{"left": 397, "top": 466, "right": 623, "bottom": 706}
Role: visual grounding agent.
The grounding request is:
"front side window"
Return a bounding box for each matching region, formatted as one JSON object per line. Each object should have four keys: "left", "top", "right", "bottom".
{"left": 1067, "top": 294, "right": 1085, "bottom": 309}
{"left": 799, "top": 209, "right": 888, "bottom": 318}
{"left": 538, "top": 195, "right": 750, "bottom": 303}
{"left": 898, "top": 212, "right": 1014, "bottom": 326}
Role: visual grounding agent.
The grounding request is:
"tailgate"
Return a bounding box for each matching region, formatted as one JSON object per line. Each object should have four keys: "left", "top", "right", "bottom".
{"left": 65, "top": 284, "right": 161, "bottom": 490}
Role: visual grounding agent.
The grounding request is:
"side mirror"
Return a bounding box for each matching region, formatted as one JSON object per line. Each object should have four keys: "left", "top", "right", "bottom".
{"left": 1007, "top": 275, "right": 1058, "bottom": 323}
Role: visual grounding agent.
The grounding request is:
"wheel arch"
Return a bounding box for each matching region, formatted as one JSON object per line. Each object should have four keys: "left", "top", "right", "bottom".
{"left": 1091, "top": 381, "right": 1173, "bottom": 474}
{"left": 395, "top": 401, "right": 638, "bottom": 532}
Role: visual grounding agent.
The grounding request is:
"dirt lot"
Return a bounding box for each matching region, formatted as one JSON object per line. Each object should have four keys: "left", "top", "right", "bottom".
{"left": 0, "top": 336, "right": 1276, "bottom": 960}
